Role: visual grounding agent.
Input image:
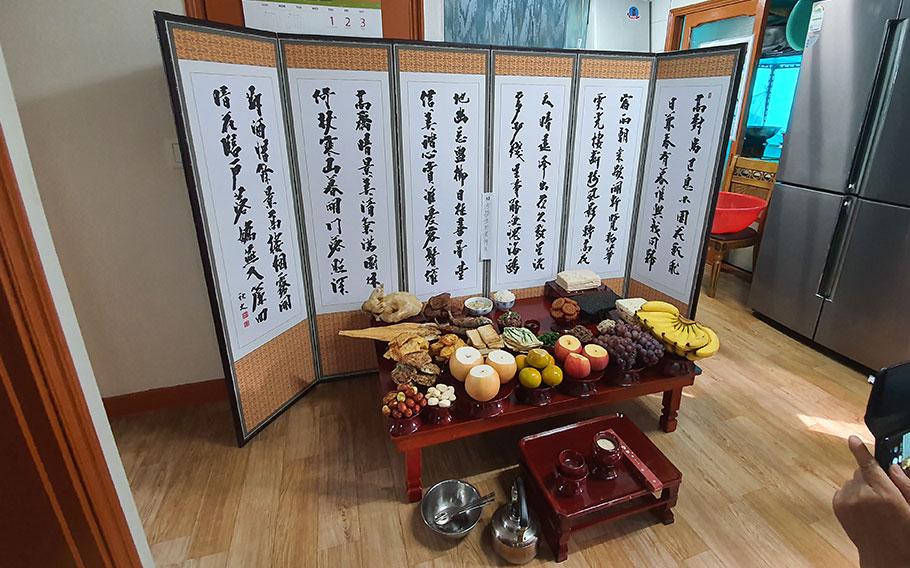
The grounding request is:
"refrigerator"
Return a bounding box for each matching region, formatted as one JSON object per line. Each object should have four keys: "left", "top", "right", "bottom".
{"left": 749, "top": 0, "right": 910, "bottom": 371}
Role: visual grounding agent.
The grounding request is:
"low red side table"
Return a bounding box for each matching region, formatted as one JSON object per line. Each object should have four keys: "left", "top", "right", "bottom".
{"left": 519, "top": 414, "right": 682, "bottom": 562}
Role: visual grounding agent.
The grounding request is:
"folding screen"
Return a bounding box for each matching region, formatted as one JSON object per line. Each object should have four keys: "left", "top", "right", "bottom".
{"left": 282, "top": 40, "right": 400, "bottom": 377}
{"left": 629, "top": 52, "right": 740, "bottom": 315}
{"left": 156, "top": 11, "right": 744, "bottom": 442}
{"left": 156, "top": 17, "right": 318, "bottom": 443}
{"left": 490, "top": 51, "right": 575, "bottom": 299}
{"left": 562, "top": 55, "right": 654, "bottom": 293}
{"left": 397, "top": 45, "right": 488, "bottom": 300}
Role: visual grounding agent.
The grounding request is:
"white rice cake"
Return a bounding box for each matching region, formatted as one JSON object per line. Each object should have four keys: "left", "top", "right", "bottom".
{"left": 555, "top": 269, "right": 601, "bottom": 292}
{"left": 616, "top": 297, "right": 647, "bottom": 323}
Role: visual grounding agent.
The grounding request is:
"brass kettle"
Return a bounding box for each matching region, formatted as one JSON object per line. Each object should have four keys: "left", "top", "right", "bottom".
{"left": 490, "top": 477, "right": 539, "bottom": 565}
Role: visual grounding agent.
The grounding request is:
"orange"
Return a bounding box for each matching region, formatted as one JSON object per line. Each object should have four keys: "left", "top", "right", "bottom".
{"left": 518, "top": 367, "right": 542, "bottom": 389}
{"left": 541, "top": 365, "right": 563, "bottom": 387}
{"left": 515, "top": 354, "right": 527, "bottom": 371}
{"left": 526, "top": 348, "right": 550, "bottom": 370}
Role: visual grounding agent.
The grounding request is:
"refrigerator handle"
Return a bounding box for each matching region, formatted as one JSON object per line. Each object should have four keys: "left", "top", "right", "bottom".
{"left": 852, "top": 18, "right": 906, "bottom": 192}
{"left": 816, "top": 197, "right": 856, "bottom": 302}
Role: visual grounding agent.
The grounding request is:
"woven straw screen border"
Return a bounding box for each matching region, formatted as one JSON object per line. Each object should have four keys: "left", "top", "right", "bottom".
{"left": 398, "top": 48, "right": 486, "bottom": 74}
{"left": 512, "top": 285, "right": 547, "bottom": 300}
{"left": 602, "top": 278, "right": 625, "bottom": 295}
{"left": 284, "top": 43, "right": 388, "bottom": 71}
{"left": 580, "top": 57, "right": 653, "bottom": 80}
{"left": 316, "top": 310, "right": 377, "bottom": 376}
{"left": 657, "top": 53, "right": 736, "bottom": 80}
{"left": 172, "top": 27, "right": 276, "bottom": 67}
{"left": 495, "top": 53, "right": 574, "bottom": 78}
{"left": 234, "top": 319, "right": 316, "bottom": 431}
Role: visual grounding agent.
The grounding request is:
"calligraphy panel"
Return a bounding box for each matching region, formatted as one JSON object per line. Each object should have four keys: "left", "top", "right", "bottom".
{"left": 398, "top": 47, "right": 487, "bottom": 300}
{"left": 564, "top": 57, "right": 652, "bottom": 290}
{"left": 490, "top": 52, "right": 574, "bottom": 296}
{"left": 160, "top": 19, "right": 316, "bottom": 442}
{"left": 284, "top": 41, "right": 398, "bottom": 377}
{"left": 286, "top": 43, "right": 398, "bottom": 313}
{"left": 630, "top": 52, "right": 737, "bottom": 314}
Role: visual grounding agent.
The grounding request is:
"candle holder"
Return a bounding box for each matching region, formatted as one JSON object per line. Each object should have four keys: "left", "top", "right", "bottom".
{"left": 592, "top": 431, "right": 622, "bottom": 480}
{"left": 554, "top": 449, "right": 588, "bottom": 497}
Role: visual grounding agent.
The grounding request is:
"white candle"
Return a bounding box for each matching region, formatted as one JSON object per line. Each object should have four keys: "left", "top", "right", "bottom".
{"left": 597, "top": 438, "right": 616, "bottom": 451}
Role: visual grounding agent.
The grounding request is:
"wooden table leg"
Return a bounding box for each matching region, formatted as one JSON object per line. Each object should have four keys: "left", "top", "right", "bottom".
{"left": 658, "top": 486, "right": 679, "bottom": 525}
{"left": 405, "top": 448, "right": 422, "bottom": 503}
{"left": 554, "top": 528, "right": 571, "bottom": 563}
{"left": 659, "top": 387, "right": 682, "bottom": 433}
{"left": 705, "top": 242, "right": 724, "bottom": 298}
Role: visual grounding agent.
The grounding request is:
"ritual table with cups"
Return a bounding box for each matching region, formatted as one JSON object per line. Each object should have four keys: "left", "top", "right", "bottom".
{"left": 376, "top": 295, "right": 696, "bottom": 502}
{"left": 519, "top": 413, "right": 682, "bottom": 562}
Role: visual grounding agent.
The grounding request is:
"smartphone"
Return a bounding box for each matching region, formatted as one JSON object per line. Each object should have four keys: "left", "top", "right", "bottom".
{"left": 876, "top": 429, "right": 910, "bottom": 472}
{"left": 864, "top": 362, "right": 910, "bottom": 470}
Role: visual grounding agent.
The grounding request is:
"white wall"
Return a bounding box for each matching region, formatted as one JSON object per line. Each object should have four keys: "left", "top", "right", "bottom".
{"left": 0, "top": 41, "right": 154, "bottom": 567}
{"left": 651, "top": 0, "right": 704, "bottom": 51}
{"left": 423, "top": 0, "right": 444, "bottom": 41}
{"left": 0, "top": 1, "right": 224, "bottom": 396}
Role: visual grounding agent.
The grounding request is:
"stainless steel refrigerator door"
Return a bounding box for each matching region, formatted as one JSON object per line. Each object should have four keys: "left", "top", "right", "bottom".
{"left": 748, "top": 183, "right": 845, "bottom": 338}
{"left": 814, "top": 199, "right": 910, "bottom": 370}
{"left": 777, "top": 0, "right": 900, "bottom": 192}
{"left": 856, "top": 19, "right": 910, "bottom": 207}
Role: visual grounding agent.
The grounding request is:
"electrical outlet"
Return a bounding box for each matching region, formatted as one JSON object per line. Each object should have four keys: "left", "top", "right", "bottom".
{"left": 171, "top": 141, "right": 183, "bottom": 168}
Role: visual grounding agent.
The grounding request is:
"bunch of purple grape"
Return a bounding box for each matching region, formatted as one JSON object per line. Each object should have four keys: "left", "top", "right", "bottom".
{"left": 593, "top": 334, "right": 637, "bottom": 370}
{"left": 594, "top": 321, "right": 665, "bottom": 370}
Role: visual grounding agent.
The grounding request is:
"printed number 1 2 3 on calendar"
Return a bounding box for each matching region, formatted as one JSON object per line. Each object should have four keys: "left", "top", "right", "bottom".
{"left": 242, "top": 1, "right": 383, "bottom": 38}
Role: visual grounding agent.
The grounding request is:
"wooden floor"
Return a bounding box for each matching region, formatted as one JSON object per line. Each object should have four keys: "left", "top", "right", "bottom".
{"left": 112, "top": 274, "right": 871, "bottom": 567}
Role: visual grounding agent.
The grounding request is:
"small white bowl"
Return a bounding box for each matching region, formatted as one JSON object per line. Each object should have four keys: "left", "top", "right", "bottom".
{"left": 491, "top": 290, "right": 516, "bottom": 311}
{"left": 464, "top": 296, "right": 493, "bottom": 316}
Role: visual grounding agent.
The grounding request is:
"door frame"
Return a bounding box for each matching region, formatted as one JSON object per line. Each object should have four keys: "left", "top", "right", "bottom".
{"left": 0, "top": 127, "right": 142, "bottom": 566}
{"left": 664, "top": 0, "right": 770, "bottom": 161}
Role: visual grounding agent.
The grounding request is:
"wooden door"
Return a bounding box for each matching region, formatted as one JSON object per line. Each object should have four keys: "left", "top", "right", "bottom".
{"left": 0, "top": 127, "right": 142, "bottom": 567}
{"left": 665, "top": 0, "right": 770, "bottom": 160}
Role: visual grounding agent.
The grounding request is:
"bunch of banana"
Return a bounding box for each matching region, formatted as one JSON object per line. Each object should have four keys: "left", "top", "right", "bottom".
{"left": 635, "top": 301, "right": 720, "bottom": 361}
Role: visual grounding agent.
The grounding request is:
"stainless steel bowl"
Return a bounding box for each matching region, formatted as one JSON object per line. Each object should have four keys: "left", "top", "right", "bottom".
{"left": 420, "top": 479, "right": 483, "bottom": 538}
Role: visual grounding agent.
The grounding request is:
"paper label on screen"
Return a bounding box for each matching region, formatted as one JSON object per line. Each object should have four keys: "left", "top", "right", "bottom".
{"left": 179, "top": 60, "right": 308, "bottom": 361}
{"left": 289, "top": 67, "right": 399, "bottom": 314}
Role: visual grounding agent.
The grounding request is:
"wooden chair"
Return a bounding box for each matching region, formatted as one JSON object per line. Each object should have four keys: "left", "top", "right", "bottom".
{"left": 704, "top": 156, "right": 778, "bottom": 297}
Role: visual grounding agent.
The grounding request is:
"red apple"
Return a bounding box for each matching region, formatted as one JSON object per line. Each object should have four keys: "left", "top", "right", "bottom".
{"left": 582, "top": 344, "right": 609, "bottom": 371}
{"left": 554, "top": 334, "right": 583, "bottom": 362}
{"left": 564, "top": 352, "right": 592, "bottom": 380}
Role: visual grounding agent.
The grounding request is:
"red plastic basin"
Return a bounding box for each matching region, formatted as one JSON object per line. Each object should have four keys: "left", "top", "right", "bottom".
{"left": 710, "top": 192, "right": 767, "bottom": 234}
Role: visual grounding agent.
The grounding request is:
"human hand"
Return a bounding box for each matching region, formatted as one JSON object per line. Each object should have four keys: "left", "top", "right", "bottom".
{"left": 833, "top": 435, "right": 910, "bottom": 567}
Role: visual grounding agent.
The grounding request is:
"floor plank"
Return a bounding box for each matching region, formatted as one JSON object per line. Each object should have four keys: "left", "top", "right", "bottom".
{"left": 113, "top": 275, "right": 869, "bottom": 567}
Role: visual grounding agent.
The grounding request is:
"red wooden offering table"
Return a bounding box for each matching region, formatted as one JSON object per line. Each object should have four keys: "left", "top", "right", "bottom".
{"left": 377, "top": 297, "right": 695, "bottom": 502}
{"left": 519, "top": 414, "right": 681, "bottom": 562}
